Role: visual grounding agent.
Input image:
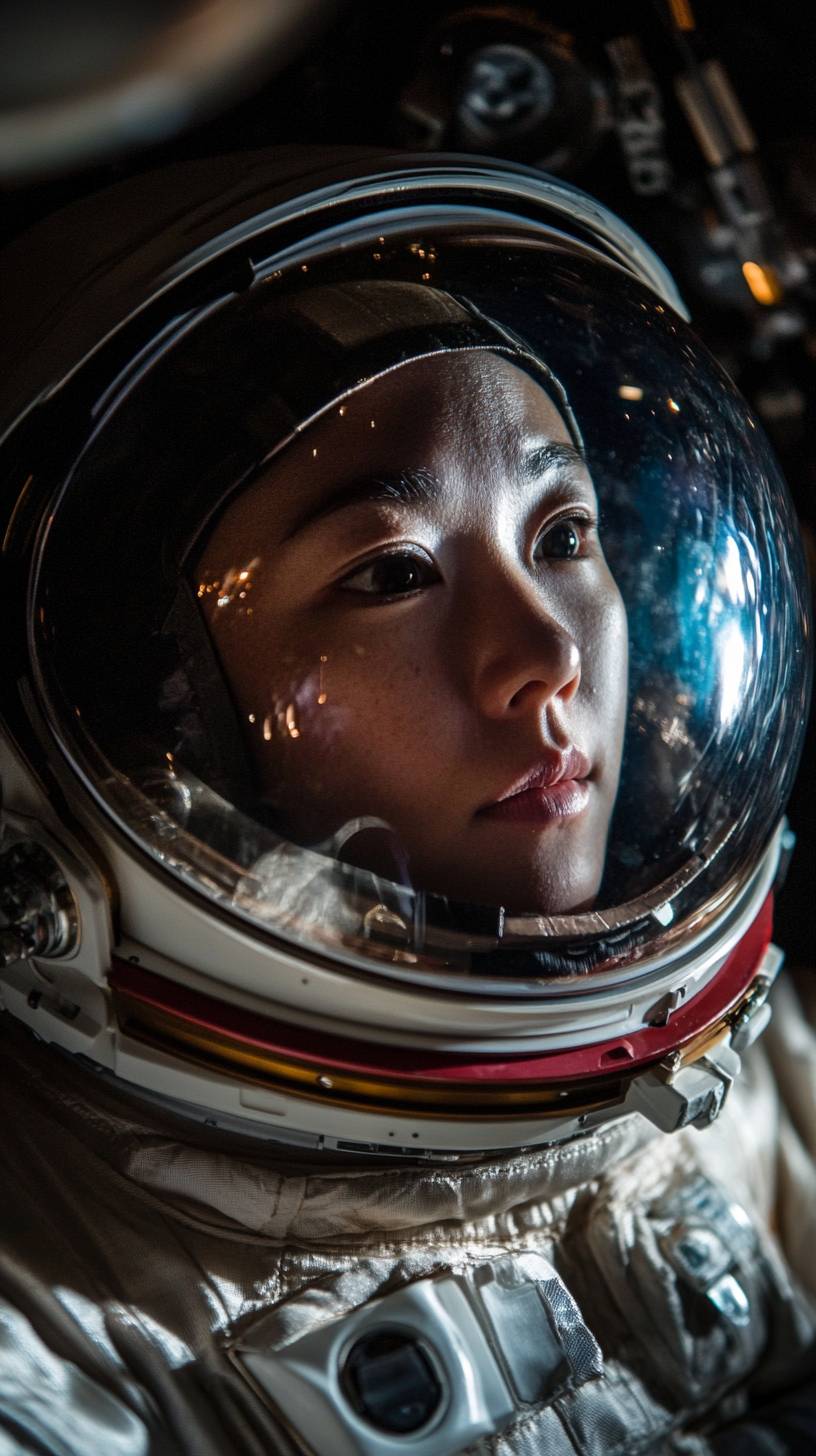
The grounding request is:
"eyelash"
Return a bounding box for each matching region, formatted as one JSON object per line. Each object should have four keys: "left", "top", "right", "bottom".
{"left": 335, "top": 511, "right": 598, "bottom": 602}
{"left": 337, "top": 546, "right": 440, "bottom": 600}
{"left": 533, "top": 511, "right": 597, "bottom": 562}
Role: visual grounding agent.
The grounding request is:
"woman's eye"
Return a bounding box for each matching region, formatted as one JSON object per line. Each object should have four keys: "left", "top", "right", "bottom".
{"left": 338, "top": 550, "right": 440, "bottom": 598}
{"left": 534, "top": 517, "right": 590, "bottom": 561}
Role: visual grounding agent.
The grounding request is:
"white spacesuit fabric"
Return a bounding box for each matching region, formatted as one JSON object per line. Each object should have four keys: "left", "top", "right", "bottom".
{"left": 0, "top": 978, "right": 813, "bottom": 1456}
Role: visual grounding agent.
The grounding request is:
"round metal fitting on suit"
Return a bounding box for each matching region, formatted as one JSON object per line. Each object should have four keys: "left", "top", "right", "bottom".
{"left": 342, "top": 1329, "right": 444, "bottom": 1434}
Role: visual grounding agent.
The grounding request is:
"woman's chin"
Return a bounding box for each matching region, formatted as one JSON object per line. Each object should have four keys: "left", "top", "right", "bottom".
{"left": 283, "top": 814, "right": 606, "bottom": 917}
{"left": 410, "top": 851, "right": 605, "bottom": 917}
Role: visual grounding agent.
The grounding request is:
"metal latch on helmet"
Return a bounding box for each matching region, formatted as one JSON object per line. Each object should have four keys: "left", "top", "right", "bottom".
{"left": 0, "top": 838, "right": 78, "bottom": 967}
{"left": 727, "top": 944, "right": 781, "bottom": 1054}
{"left": 624, "top": 1042, "right": 741, "bottom": 1133}
{"left": 623, "top": 944, "right": 783, "bottom": 1134}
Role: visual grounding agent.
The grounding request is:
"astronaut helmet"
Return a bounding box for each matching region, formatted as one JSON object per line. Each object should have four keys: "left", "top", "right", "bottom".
{"left": 0, "top": 149, "right": 810, "bottom": 1158}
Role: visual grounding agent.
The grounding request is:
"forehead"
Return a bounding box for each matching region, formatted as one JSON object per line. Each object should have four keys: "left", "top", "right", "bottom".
{"left": 295, "top": 350, "right": 575, "bottom": 484}
{"left": 329, "top": 349, "right": 572, "bottom": 455}
{"left": 197, "top": 350, "right": 577, "bottom": 565}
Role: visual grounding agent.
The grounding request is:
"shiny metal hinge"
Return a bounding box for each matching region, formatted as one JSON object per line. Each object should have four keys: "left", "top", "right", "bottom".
{"left": 0, "top": 839, "right": 78, "bottom": 965}
{"left": 624, "top": 1042, "right": 741, "bottom": 1134}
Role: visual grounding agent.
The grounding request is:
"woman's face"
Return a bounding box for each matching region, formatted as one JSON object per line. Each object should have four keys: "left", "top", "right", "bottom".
{"left": 197, "top": 351, "right": 628, "bottom": 913}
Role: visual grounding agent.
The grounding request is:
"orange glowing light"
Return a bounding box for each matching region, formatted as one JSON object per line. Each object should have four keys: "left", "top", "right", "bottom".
{"left": 669, "top": 0, "right": 695, "bottom": 30}
{"left": 742, "top": 261, "right": 782, "bottom": 306}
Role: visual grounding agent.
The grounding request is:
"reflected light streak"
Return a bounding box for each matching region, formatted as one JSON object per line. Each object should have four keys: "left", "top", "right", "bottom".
{"left": 210, "top": 557, "right": 259, "bottom": 609}
{"left": 718, "top": 620, "right": 746, "bottom": 724}
{"left": 719, "top": 533, "right": 746, "bottom": 606}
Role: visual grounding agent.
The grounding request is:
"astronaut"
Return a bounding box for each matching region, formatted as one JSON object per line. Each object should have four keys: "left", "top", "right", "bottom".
{"left": 0, "top": 149, "right": 813, "bottom": 1455}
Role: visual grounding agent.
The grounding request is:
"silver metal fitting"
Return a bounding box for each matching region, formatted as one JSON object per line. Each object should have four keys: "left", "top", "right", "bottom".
{"left": 0, "top": 838, "right": 78, "bottom": 964}
{"left": 624, "top": 1042, "right": 741, "bottom": 1134}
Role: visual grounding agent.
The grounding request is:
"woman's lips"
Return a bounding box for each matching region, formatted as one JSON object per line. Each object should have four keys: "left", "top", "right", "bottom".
{"left": 478, "top": 747, "right": 592, "bottom": 825}
{"left": 479, "top": 778, "right": 590, "bottom": 824}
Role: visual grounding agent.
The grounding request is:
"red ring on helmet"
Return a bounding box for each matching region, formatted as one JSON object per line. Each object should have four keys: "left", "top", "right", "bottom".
{"left": 109, "top": 895, "right": 773, "bottom": 1087}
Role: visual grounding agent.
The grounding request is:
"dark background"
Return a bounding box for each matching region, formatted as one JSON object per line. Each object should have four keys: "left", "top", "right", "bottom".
{"left": 2, "top": 0, "right": 813, "bottom": 961}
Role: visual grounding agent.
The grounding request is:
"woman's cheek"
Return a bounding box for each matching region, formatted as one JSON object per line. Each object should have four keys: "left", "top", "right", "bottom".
{"left": 583, "top": 579, "right": 628, "bottom": 692}
{"left": 247, "top": 661, "right": 352, "bottom": 762}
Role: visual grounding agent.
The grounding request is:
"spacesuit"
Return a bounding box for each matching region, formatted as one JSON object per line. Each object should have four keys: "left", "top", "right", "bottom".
{"left": 0, "top": 150, "right": 812, "bottom": 1455}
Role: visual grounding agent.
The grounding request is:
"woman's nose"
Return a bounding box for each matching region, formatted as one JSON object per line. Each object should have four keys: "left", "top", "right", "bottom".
{"left": 471, "top": 581, "right": 582, "bottom": 720}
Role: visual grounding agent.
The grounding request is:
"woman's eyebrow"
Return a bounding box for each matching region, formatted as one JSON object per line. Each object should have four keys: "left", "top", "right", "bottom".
{"left": 523, "top": 442, "right": 586, "bottom": 481}
{"left": 284, "top": 468, "right": 442, "bottom": 539}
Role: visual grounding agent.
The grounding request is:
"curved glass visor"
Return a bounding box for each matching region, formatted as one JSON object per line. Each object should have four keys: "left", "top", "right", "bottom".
{"left": 32, "top": 228, "right": 811, "bottom": 979}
